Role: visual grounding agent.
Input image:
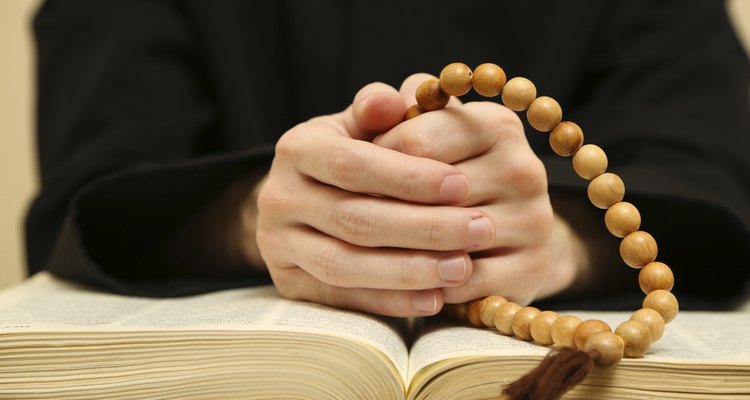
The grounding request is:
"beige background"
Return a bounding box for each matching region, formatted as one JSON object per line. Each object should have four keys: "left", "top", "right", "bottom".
{"left": 1, "top": 1, "right": 750, "bottom": 290}
{"left": 1, "top": 0, "right": 39, "bottom": 289}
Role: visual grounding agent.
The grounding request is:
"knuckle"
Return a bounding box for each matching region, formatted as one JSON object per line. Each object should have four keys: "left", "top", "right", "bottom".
{"left": 524, "top": 157, "right": 549, "bottom": 194}
{"left": 425, "top": 213, "right": 452, "bottom": 248}
{"left": 256, "top": 183, "right": 293, "bottom": 216}
{"left": 274, "top": 283, "right": 297, "bottom": 300}
{"left": 527, "top": 200, "right": 554, "bottom": 241}
{"left": 255, "top": 223, "right": 292, "bottom": 270}
{"left": 507, "top": 156, "right": 548, "bottom": 197}
{"left": 332, "top": 200, "right": 374, "bottom": 243}
{"left": 270, "top": 269, "right": 304, "bottom": 300}
{"left": 328, "top": 146, "right": 365, "bottom": 186}
{"left": 394, "top": 164, "right": 428, "bottom": 199}
{"left": 398, "top": 128, "right": 432, "bottom": 158}
{"left": 254, "top": 226, "right": 273, "bottom": 254}
{"left": 274, "top": 127, "right": 302, "bottom": 160}
{"left": 313, "top": 245, "right": 347, "bottom": 286}
{"left": 369, "top": 290, "right": 398, "bottom": 316}
{"left": 396, "top": 256, "right": 420, "bottom": 288}
{"left": 442, "top": 280, "right": 480, "bottom": 304}
{"left": 320, "top": 284, "right": 341, "bottom": 308}
{"left": 469, "top": 102, "right": 524, "bottom": 142}
{"left": 272, "top": 276, "right": 295, "bottom": 298}
{"left": 498, "top": 107, "right": 525, "bottom": 135}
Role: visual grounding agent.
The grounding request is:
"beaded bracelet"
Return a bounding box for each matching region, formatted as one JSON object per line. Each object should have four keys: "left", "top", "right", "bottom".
{"left": 407, "top": 62, "right": 679, "bottom": 400}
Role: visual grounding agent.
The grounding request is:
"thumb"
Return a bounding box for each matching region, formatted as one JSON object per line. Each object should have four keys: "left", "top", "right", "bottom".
{"left": 343, "top": 82, "right": 406, "bottom": 141}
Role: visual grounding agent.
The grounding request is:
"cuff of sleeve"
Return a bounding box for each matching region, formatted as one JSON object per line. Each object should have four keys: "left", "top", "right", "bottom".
{"left": 46, "top": 146, "right": 275, "bottom": 297}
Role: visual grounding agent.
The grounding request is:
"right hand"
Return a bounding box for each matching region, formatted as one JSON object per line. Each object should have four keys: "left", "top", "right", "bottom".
{"left": 255, "top": 83, "right": 495, "bottom": 317}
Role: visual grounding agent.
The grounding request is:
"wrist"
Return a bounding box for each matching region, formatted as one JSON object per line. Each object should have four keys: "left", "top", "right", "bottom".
{"left": 543, "top": 188, "right": 626, "bottom": 300}
{"left": 164, "top": 170, "right": 268, "bottom": 277}
{"left": 538, "top": 213, "right": 590, "bottom": 299}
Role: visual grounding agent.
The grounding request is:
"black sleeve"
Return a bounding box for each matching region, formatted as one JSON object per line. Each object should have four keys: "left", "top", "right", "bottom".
{"left": 541, "top": 0, "right": 750, "bottom": 308}
{"left": 26, "top": 0, "right": 750, "bottom": 305}
{"left": 26, "top": 0, "right": 273, "bottom": 296}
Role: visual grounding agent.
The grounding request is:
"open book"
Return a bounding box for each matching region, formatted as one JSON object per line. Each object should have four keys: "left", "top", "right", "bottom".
{"left": 1, "top": 273, "right": 748, "bottom": 399}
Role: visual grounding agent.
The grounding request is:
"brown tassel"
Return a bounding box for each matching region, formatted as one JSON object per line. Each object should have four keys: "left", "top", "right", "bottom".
{"left": 503, "top": 347, "right": 593, "bottom": 400}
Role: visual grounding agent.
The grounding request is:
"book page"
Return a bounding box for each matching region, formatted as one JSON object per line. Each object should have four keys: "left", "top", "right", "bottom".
{"left": 407, "top": 321, "right": 548, "bottom": 383}
{"left": 407, "top": 310, "right": 750, "bottom": 383}
{"left": 569, "top": 311, "right": 750, "bottom": 363}
{"left": 0, "top": 273, "right": 410, "bottom": 383}
{"left": 623, "top": 311, "right": 750, "bottom": 362}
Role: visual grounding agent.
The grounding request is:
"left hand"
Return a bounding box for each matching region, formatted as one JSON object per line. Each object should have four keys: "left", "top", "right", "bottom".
{"left": 374, "top": 74, "right": 567, "bottom": 306}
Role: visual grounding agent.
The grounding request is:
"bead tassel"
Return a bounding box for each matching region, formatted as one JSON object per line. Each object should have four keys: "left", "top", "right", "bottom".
{"left": 503, "top": 348, "right": 593, "bottom": 400}
{"left": 416, "top": 62, "right": 679, "bottom": 399}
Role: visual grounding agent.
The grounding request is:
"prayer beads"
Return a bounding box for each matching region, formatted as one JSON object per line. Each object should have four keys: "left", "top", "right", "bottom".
{"left": 416, "top": 62, "right": 678, "bottom": 369}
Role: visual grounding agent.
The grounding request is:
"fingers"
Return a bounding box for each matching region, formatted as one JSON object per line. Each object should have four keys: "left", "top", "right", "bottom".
{"left": 343, "top": 82, "right": 407, "bottom": 141}
{"left": 281, "top": 226, "right": 473, "bottom": 290}
{"left": 272, "top": 267, "right": 445, "bottom": 317}
{"left": 475, "top": 199, "right": 553, "bottom": 249}
{"left": 455, "top": 141, "right": 549, "bottom": 205}
{"left": 375, "top": 102, "right": 521, "bottom": 165}
{"left": 259, "top": 78, "right": 559, "bottom": 316}
{"left": 292, "top": 182, "right": 495, "bottom": 251}
{"left": 257, "top": 221, "right": 454, "bottom": 317}
{"left": 276, "top": 122, "right": 470, "bottom": 204}
{"left": 441, "top": 246, "right": 552, "bottom": 306}
{"left": 375, "top": 101, "right": 548, "bottom": 206}
{"left": 260, "top": 173, "right": 549, "bottom": 254}
{"left": 257, "top": 182, "right": 483, "bottom": 294}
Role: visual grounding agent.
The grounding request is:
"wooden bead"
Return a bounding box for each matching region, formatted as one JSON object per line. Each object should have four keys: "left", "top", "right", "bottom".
{"left": 479, "top": 295, "right": 508, "bottom": 328}
{"left": 574, "top": 319, "right": 611, "bottom": 351}
{"left": 529, "top": 310, "right": 560, "bottom": 345}
{"left": 439, "top": 62, "right": 473, "bottom": 96}
{"left": 416, "top": 78, "right": 449, "bottom": 111}
{"left": 639, "top": 261, "right": 675, "bottom": 294}
{"left": 605, "top": 202, "right": 641, "bottom": 237}
{"left": 511, "top": 306, "right": 541, "bottom": 341}
{"left": 527, "top": 96, "right": 562, "bottom": 132}
{"left": 630, "top": 308, "right": 665, "bottom": 342}
{"left": 501, "top": 77, "right": 536, "bottom": 111}
{"left": 584, "top": 331, "right": 624, "bottom": 367}
{"left": 419, "top": 62, "right": 684, "bottom": 363}
{"left": 620, "top": 231, "right": 658, "bottom": 268}
{"left": 572, "top": 144, "right": 608, "bottom": 180}
{"left": 404, "top": 104, "right": 426, "bottom": 120}
{"left": 550, "top": 315, "right": 582, "bottom": 348}
{"left": 467, "top": 299, "right": 484, "bottom": 327}
{"left": 472, "top": 63, "right": 506, "bottom": 97}
{"left": 587, "top": 172, "right": 625, "bottom": 209}
{"left": 615, "top": 320, "right": 652, "bottom": 358}
{"left": 643, "top": 289, "right": 679, "bottom": 323}
{"left": 549, "top": 121, "right": 583, "bottom": 156}
{"left": 493, "top": 302, "right": 522, "bottom": 335}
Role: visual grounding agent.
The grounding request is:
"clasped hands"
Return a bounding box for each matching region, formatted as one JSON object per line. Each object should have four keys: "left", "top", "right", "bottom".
{"left": 253, "top": 74, "right": 582, "bottom": 317}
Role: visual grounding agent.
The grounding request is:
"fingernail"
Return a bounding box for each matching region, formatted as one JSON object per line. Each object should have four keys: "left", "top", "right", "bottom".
{"left": 469, "top": 216, "right": 494, "bottom": 248}
{"left": 439, "top": 254, "right": 467, "bottom": 282}
{"left": 413, "top": 290, "right": 438, "bottom": 313}
{"left": 439, "top": 175, "right": 469, "bottom": 203}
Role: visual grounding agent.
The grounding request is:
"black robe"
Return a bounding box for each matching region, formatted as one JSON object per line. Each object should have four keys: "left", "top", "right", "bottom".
{"left": 26, "top": 0, "right": 750, "bottom": 308}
